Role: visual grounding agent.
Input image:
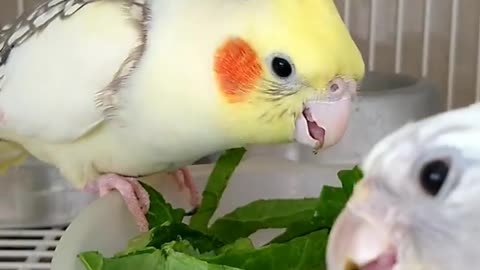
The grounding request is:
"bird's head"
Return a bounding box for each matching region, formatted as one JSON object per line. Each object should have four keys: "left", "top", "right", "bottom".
{"left": 327, "top": 103, "right": 480, "bottom": 270}
{"left": 213, "top": 0, "right": 365, "bottom": 150}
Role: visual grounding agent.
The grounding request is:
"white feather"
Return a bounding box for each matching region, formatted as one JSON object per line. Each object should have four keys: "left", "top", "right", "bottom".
{"left": 0, "top": 1, "right": 141, "bottom": 143}
{"left": 357, "top": 102, "right": 480, "bottom": 270}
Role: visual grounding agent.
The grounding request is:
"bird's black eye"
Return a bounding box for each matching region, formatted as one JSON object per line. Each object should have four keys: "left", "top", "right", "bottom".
{"left": 419, "top": 159, "right": 450, "bottom": 196}
{"left": 271, "top": 56, "right": 294, "bottom": 78}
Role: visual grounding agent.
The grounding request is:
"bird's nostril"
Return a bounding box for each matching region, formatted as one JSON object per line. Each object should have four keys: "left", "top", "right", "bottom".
{"left": 330, "top": 83, "right": 340, "bottom": 92}
{"left": 325, "top": 77, "right": 357, "bottom": 101}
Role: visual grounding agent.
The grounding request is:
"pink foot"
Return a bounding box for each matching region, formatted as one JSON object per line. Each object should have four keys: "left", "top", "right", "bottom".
{"left": 84, "top": 174, "right": 150, "bottom": 232}
{"left": 168, "top": 167, "right": 200, "bottom": 208}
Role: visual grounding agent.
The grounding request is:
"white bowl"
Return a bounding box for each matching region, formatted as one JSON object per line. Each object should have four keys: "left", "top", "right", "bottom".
{"left": 51, "top": 157, "right": 352, "bottom": 270}
{"left": 0, "top": 157, "right": 96, "bottom": 228}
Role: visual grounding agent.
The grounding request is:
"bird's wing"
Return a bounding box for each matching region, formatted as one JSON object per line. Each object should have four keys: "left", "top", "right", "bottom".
{"left": 0, "top": 0, "right": 147, "bottom": 143}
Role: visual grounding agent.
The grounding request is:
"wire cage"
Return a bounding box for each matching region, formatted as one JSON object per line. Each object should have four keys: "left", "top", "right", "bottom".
{"left": 333, "top": 0, "right": 480, "bottom": 110}
{"left": 0, "top": 0, "right": 479, "bottom": 269}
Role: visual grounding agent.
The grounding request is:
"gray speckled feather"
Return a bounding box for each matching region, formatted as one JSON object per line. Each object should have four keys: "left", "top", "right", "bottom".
{"left": 0, "top": 0, "right": 149, "bottom": 144}
{"left": 0, "top": 0, "right": 149, "bottom": 120}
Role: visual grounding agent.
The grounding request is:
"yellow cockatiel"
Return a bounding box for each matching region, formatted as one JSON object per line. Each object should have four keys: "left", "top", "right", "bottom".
{"left": 0, "top": 0, "right": 364, "bottom": 231}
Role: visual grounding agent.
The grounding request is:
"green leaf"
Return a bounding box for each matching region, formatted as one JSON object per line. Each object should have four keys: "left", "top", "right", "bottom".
{"left": 79, "top": 249, "right": 162, "bottom": 270}
{"left": 148, "top": 223, "right": 225, "bottom": 253}
{"left": 171, "top": 240, "right": 205, "bottom": 257}
{"left": 140, "top": 182, "right": 186, "bottom": 229}
{"left": 337, "top": 165, "right": 363, "bottom": 198}
{"left": 115, "top": 230, "right": 154, "bottom": 257}
{"left": 214, "top": 238, "right": 255, "bottom": 256}
{"left": 311, "top": 186, "right": 349, "bottom": 226}
{"left": 202, "top": 230, "right": 329, "bottom": 270}
{"left": 116, "top": 222, "right": 225, "bottom": 257}
{"left": 269, "top": 165, "right": 363, "bottom": 244}
{"left": 79, "top": 244, "right": 243, "bottom": 270}
{"left": 208, "top": 198, "right": 318, "bottom": 243}
{"left": 79, "top": 251, "right": 104, "bottom": 270}
{"left": 190, "top": 147, "right": 247, "bottom": 232}
{"left": 269, "top": 186, "right": 347, "bottom": 244}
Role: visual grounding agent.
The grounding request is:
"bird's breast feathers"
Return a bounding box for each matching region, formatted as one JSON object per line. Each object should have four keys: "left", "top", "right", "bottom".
{"left": 0, "top": 0, "right": 233, "bottom": 186}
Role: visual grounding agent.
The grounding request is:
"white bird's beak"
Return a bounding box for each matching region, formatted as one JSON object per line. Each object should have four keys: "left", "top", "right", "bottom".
{"left": 326, "top": 181, "right": 398, "bottom": 270}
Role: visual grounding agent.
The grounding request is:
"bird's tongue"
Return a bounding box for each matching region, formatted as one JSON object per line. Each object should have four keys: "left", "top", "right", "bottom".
{"left": 303, "top": 108, "right": 326, "bottom": 144}
{"left": 360, "top": 250, "right": 397, "bottom": 270}
{"left": 294, "top": 98, "right": 352, "bottom": 150}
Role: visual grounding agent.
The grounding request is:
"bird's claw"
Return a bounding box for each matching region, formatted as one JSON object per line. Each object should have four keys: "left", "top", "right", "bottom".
{"left": 86, "top": 174, "right": 151, "bottom": 232}
{"left": 169, "top": 167, "right": 201, "bottom": 209}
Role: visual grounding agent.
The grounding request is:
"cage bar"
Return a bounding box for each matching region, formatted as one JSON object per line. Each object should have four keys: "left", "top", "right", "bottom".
{"left": 0, "top": 240, "right": 58, "bottom": 247}
{"left": 422, "top": 0, "right": 432, "bottom": 77}
{"left": 368, "top": 0, "right": 377, "bottom": 71}
{"left": 16, "top": 0, "right": 24, "bottom": 17}
{"left": 395, "top": 0, "right": 405, "bottom": 73}
{"left": 0, "top": 250, "right": 54, "bottom": 257}
{"left": 476, "top": 15, "right": 480, "bottom": 101}
{"left": 447, "top": 0, "right": 459, "bottom": 109}
{"left": 0, "top": 229, "right": 64, "bottom": 237}
{"left": 0, "top": 262, "right": 50, "bottom": 269}
{"left": 343, "top": 0, "right": 351, "bottom": 29}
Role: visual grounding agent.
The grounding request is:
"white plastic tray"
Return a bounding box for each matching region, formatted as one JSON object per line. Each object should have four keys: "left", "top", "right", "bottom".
{"left": 51, "top": 157, "right": 353, "bottom": 270}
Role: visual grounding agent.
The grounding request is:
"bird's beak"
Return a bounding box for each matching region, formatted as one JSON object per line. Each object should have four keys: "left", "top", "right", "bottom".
{"left": 327, "top": 181, "right": 398, "bottom": 270}
{"left": 294, "top": 77, "right": 358, "bottom": 151}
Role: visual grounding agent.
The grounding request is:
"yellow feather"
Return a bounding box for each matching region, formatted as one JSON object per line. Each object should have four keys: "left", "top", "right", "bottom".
{"left": 0, "top": 141, "right": 28, "bottom": 174}
{"left": 218, "top": 0, "right": 365, "bottom": 145}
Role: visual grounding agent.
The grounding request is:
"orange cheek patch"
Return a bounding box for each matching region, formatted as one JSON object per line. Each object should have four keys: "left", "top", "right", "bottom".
{"left": 214, "top": 38, "right": 263, "bottom": 103}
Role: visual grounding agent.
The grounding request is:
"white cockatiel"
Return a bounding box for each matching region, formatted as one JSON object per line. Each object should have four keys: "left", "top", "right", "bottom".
{"left": 327, "top": 102, "right": 480, "bottom": 270}
{"left": 0, "top": 0, "right": 365, "bottom": 232}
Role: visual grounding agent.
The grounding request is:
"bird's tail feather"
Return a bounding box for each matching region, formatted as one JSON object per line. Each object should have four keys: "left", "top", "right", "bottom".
{"left": 0, "top": 140, "right": 28, "bottom": 173}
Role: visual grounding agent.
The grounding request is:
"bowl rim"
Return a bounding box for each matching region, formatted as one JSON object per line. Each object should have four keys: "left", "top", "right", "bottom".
{"left": 358, "top": 71, "right": 438, "bottom": 97}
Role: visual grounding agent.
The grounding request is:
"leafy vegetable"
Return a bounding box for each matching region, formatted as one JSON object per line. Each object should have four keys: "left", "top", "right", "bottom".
{"left": 202, "top": 230, "right": 329, "bottom": 270}
{"left": 140, "top": 182, "right": 185, "bottom": 229}
{"left": 338, "top": 165, "right": 363, "bottom": 198}
{"left": 208, "top": 198, "right": 318, "bottom": 243}
{"left": 213, "top": 238, "right": 255, "bottom": 256}
{"left": 190, "top": 147, "right": 247, "bottom": 233}
{"left": 147, "top": 223, "right": 225, "bottom": 253}
{"left": 80, "top": 244, "right": 243, "bottom": 270}
{"left": 270, "top": 166, "right": 364, "bottom": 244}
{"left": 78, "top": 148, "right": 364, "bottom": 270}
